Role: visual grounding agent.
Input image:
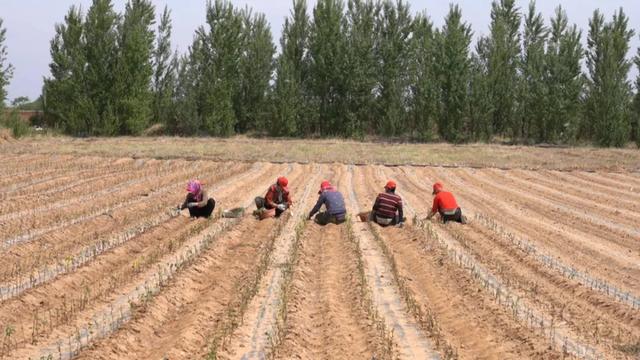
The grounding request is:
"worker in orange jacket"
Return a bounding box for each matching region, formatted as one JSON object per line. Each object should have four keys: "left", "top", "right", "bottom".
{"left": 254, "top": 176, "right": 292, "bottom": 219}
{"left": 425, "top": 182, "right": 466, "bottom": 224}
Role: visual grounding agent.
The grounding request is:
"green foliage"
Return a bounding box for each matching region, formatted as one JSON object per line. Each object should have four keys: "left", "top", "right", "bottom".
{"left": 237, "top": 12, "right": 275, "bottom": 133}
{"left": 434, "top": 4, "right": 472, "bottom": 143}
{"left": 487, "top": 0, "right": 521, "bottom": 138}
{"left": 271, "top": 0, "right": 311, "bottom": 136}
{"left": 152, "top": 6, "right": 176, "bottom": 127}
{"left": 308, "top": 0, "right": 347, "bottom": 136}
{"left": 585, "top": 8, "right": 635, "bottom": 147}
{"left": 375, "top": 0, "right": 412, "bottom": 137}
{"left": 545, "top": 6, "right": 583, "bottom": 144}
{"left": 519, "top": 1, "right": 547, "bottom": 143}
{"left": 116, "top": 0, "right": 156, "bottom": 135}
{"left": 0, "top": 18, "right": 14, "bottom": 114}
{"left": 468, "top": 37, "right": 493, "bottom": 141}
{"left": 3, "top": 110, "right": 29, "bottom": 138}
{"left": 409, "top": 12, "right": 438, "bottom": 141}
{"left": 39, "top": 0, "right": 638, "bottom": 147}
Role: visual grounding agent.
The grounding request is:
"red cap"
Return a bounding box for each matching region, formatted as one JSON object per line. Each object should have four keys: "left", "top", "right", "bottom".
{"left": 432, "top": 182, "right": 443, "bottom": 195}
{"left": 385, "top": 180, "right": 396, "bottom": 190}
{"left": 319, "top": 180, "right": 332, "bottom": 194}
{"left": 277, "top": 176, "right": 288, "bottom": 188}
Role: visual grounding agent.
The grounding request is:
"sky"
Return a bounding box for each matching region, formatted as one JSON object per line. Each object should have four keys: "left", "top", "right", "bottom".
{"left": 0, "top": 0, "right": 638, "bottom": 103}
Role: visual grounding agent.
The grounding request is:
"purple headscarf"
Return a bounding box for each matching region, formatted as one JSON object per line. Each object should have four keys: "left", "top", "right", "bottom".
{"left": 186, "top": 180, "right": 203, "bottom": 201}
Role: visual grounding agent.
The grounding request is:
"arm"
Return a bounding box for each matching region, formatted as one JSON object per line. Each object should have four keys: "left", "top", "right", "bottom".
{"left": 180, "top": 195, "right": 190, "bottom": 210}
{"left": 397, "top": 199, "right": 404, "bottom": 224}
{"left": 425, "top": 196, "right": 438, "bottom": 220}
{"left": 285, "top": 191, "right": 293, "bottom": 207}
{"left": 308, "top": 195, "right": 325, "bottom": 219}
{"left": 265, "top": 188, "right": 277, "bottom": 208}
{"left": 194, "top": 190, "right": 209, "bottom": 208}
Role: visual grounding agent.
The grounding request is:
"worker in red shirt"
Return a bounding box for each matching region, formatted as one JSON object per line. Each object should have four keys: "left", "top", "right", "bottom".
{"left": 254, "top": 176, "right": 292, "bottom": 219}
{"left": 426, "top": 182, "right": 466, "bottom": 224}
{"left": 371, "top": 180, "right": 404, "bottom": 227}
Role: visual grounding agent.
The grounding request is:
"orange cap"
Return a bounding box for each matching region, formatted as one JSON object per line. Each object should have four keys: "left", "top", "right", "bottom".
{"left": 432, "top": 182, "right": 443, "bottom": 195}
{"left": 319, "top": 180, "right": 332, "bottom": 194}
{"left": 277, "top": 176, "right": 288, "bottom": 187}
{"left": 385, "top": 180, "right": 397, "bottom": 190}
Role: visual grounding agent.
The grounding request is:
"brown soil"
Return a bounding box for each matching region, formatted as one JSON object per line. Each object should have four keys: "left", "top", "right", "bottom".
{"left": 2, "top": 154, "right": 639, "bottom": 360}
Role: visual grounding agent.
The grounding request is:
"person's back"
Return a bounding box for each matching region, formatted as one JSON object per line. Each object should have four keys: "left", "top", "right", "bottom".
{"left": 308, "top": 181, "right": 347, "bottom": 225}
{"left": 433, "top": 191, "right": 458, "bottom": 214}
{"left": 374, "top": 192, "right": 402, "bottom": 218}
{"left": 322, "top": 190, "right": 346, "bottom": 216}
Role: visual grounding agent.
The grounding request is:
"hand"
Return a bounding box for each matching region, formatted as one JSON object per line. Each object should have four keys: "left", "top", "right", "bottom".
{"left": 187, "top": 202, "right": 198, "bottom": 209}
{"left": 396, "top": 222, "right": 404, "bottom": 228}
{"left": 277, "top": 204, "right": 287, "bottom": 211}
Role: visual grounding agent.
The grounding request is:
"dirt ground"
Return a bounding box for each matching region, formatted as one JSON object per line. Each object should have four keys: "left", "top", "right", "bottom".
{"left": 3, "top": 135, "right": 640, "bottom": 171}
{"left": 0, "top": 149, "right": 639, "bottom": 359}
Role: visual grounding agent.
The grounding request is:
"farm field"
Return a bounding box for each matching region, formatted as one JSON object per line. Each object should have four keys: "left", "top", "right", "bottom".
{"left": 0, "top": 151, "right": 639, "bottom": 359}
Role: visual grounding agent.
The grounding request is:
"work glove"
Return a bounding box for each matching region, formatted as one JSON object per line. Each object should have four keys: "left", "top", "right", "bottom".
{"left": 276, "top": 203, "right": 287, "bottom": 211}
{"left": 187, "top": 202, "right": 198, "bottom": 209}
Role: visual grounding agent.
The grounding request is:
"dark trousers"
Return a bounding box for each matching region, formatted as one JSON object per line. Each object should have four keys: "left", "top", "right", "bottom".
{"left": 255, "top": 197, "right": 285, "bottom": 217}
{"left": 440, "top": 208, "right": 463, "bottom": 224}
{"left": 314, "top": 211, "right": 346, "bottom": 225}
{"left": 189, "top": 198, "right": 215, "bottom": 218}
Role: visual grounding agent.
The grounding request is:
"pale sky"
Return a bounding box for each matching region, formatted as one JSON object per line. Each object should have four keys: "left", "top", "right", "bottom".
{"left": 0, "top": 0, "right": 638, "bottom": 102}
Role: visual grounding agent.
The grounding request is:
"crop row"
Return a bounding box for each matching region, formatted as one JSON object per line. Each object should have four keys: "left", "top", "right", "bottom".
{"left": 474, "top": 213, "right": 640, "bottom": 310}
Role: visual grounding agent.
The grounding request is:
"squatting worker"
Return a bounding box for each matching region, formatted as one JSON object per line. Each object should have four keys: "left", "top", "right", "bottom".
{"left": 371, "top": 180, "right": 404, "bottom": 227}
{"left": 180, "top": 180, "right": 216, "bottom": 218}
{"left": 425, "top": 182, "right": 466, "bottom": 224}
{"left": 255, "top": 176, "right": 292, "bottom": 219}
{"left": 308, "top": 181, "right": 347, "bottom": 225}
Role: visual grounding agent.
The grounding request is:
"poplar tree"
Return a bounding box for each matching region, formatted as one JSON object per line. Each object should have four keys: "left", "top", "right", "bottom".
{"left": 272, "top": 0, "right": 310, "bottom": 136}
{"left": 519, "top": 1, "right": 547, "bottom": 142}
{"left": 545, "top": 6, "right": 583, "bottom": 143}
{"left": 236, "top": 12, "right": 275, "bottom": 133}
{"left": 435, "top": 4, "right": 472, "bottom": 142}
{"left": 409, "top": 12, "right": 438, "bottom": 140}
{"left": 116, "top": 0, "right": 155, "bottom": 135}
{"left": 308, "top": 0, "right": 347, "bottom": 136}
{"left": 375, "top": 0, "right": 412, "bottom": 136}
{"left": 197, "top": 0, "right": 243, "bottom": 136}
{"left": 585, "top": 9, "right": 634, "bottom": 147}
{"left": 343, "top": 0, "right": 379, "bottom": 137}
{"left": 44, "top": 7, "right": 91, "bottom": 134}
{"left": 83, "top": 0, "right": 120, "bottom": 135}
{"left": 469, "top": 37, "right": 493, "bottom": 141}
{"left": 0, "top": 18, "right": 12, "bottom": 114}
{"left": 152, "top": 6, "right": 176, "bottom": 127}
{"left": 487, "top": 0, "right": 521, "bottom": 138}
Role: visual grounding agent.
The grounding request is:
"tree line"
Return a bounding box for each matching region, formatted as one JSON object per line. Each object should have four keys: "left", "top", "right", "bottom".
{"left": 2, "top": 0, "right": 640, "bottom": 146}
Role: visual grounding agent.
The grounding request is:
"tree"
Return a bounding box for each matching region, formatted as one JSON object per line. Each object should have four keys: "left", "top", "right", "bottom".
{"left": 545, "top": 6, "right": 583, "bottom": 143}
{"left": 44, "top": 6, "right": 92, "bottom": 134}
{"left": 469, "top": 37, "right": 494, "bottom": 141}
{"left": 487, "top": 0, "right": 521, "bottom": 138}
{"left": 0, "top": 18, "right": 13, "bottom": 114}
{"left": 343, "top": 0, "right": 379, "bottom": 137}
{"left": 195, "top": 0, "right": 243, "bottom": 136}
{"left": 375, "top": 0, "right": 412, "bottom": 137}
{"left": 271, "top": 0, "right": 311, "bottom": 136}
{"left": 519, "top": 1, "right": 547, "bottom": 142}
{"left": 308, "top": 0, "right": 347, "bottom": 136}
{"left": 11, "top": 96, "right": 29, "bottom": 108}
{"left": 115, "top": 0, "right": 156, "bottom": 135}
{"left": 83, "top": 0, "right": 121, "bottom": 135}
{"left": 434, "top": 4, "right": 472, "bottom": 142}
{"left": 585, "top": 8, "right": 635, "bottom": 147}
{"left": 409, "top": 12, "right": 438, "bottom": 141}
{"left": 236, "top": 11, "right": 275, "bottom": 133}
{"left": 152, "top": 6, "right": 176, "bottom": 127}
